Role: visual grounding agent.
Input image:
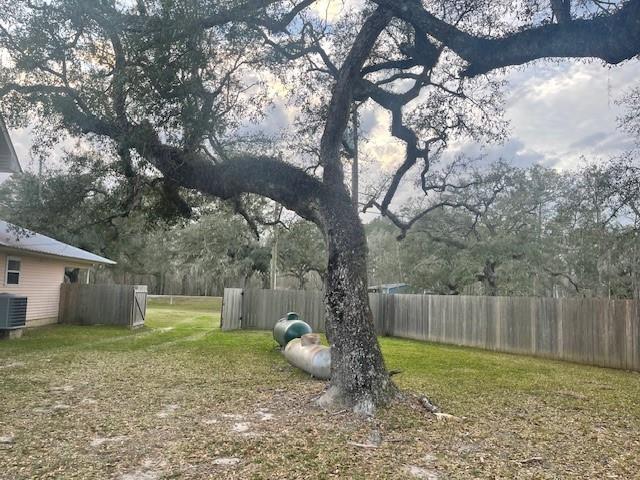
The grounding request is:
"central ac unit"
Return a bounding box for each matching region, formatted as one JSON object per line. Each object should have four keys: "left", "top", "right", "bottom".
{"left": 0, "top": 294, "right": 27, "bottom": 329}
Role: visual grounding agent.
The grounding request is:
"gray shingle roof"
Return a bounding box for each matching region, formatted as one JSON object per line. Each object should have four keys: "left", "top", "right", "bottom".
{"left": 0, "top": 220, "right": 116, "bottom": 265}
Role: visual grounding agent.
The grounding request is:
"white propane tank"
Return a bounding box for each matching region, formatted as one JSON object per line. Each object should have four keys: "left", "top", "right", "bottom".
{"left": 283, "top": 333, "right": 331, "bottom": 379}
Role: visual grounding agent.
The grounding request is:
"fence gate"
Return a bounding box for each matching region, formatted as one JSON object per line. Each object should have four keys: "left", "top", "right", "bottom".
{"left": 132, "top": 285, "right": 148, "bottom": 327}
{"left": 59, "top": 284, "right": 148, "bottom": 328}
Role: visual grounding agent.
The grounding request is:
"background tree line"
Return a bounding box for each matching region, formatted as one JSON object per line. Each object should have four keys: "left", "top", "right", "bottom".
{"left": 2, "top": 155, "right": 637, "bottom": 299}
{"left": 0, "top": 158, "right": 326, "bottom": 294}
{"left": 368, "top": 158, "right": 639, "bottom": 299}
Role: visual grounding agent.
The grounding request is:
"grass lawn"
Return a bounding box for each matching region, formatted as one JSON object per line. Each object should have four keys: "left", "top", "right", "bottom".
{"left": 1, "top": 298, "right": 639, "bottom": 479}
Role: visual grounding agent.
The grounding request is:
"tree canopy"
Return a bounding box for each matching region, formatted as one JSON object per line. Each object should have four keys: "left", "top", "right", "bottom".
{"left": 1, "top": 0, "right": 639, "bottom": 412}
{"left": 368, "top": 160, "right": 640, "bottom": 299}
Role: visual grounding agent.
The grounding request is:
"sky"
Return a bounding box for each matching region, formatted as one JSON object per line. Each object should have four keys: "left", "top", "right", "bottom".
{"left": 2, "top": 5, "right": 638, "bottom": 187}
{"left": 250, "top": 56, "right": 639, "bottom": 216}
{"left": 353, "top": 59, "right": 638, "bottom": 173}
{"left": 309, "top": 0, "right": 639, "bottom": 175}
{"left": 496, "top": 60, "right": 638, "bottom": 170}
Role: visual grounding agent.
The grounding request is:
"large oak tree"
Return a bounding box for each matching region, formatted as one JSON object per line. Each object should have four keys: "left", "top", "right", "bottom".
{"left": 1, "top": 0, "right": 638, "bottom": 413}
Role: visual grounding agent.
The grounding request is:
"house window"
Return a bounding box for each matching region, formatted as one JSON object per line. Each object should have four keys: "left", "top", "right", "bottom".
{"left": 6, "top": 256, "right": 20, "bottom": 285}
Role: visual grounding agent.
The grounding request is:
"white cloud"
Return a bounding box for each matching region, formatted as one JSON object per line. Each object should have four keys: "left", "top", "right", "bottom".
{"left": 310, "top": 0, "right": 365, "bottom": 22}
{"left": 360, "top": 107, "right": 405, "bottom": 171}
{"left": 434, "top": 60, "right": 639, "bottom": 172}
{"left": 504, "top": 60, "right": 639, "bottom": 170}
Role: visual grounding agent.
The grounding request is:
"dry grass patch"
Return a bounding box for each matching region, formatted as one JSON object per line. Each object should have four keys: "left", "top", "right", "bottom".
{"left": 0, "top": 297, "right": 638, "bottom": 479}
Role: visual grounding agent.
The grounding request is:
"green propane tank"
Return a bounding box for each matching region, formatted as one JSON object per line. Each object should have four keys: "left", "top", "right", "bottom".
{"left": 273, "top": 312, "right": 312, "bottom": 347}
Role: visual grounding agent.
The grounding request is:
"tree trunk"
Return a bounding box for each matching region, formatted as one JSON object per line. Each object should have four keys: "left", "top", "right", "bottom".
{"left": 483, "top": 260, "right": 498, "bottom": 296}
{"left": 153, "top": 272, "right": 162, "bottom": 295}
{"left": 65, "top": 268, "right": 80, "bottom": 284}
{"left": 317, "top": 191, "right": 396, "bottom": 415}
{"left": 181, "top": 274, "right": 188, "bottom": 295}
{"left": 298, "top": 273, "right": 306, "bottom": 290}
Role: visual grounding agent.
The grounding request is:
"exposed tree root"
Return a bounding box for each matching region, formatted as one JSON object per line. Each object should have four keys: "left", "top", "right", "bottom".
{"left": 314, "top": 383, "right": 466, "bottom": 422}
{"left": 315, "top": 382, "right": 399, "bottom": 417}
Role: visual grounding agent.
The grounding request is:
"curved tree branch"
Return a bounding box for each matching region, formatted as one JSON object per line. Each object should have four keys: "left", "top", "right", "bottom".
{"left": 125, "top": 122, "right": 324, "bottom": 224}
{"left": 373, "top": 0, "right": 640, "bottom": 76}
{"left": 320, "top": 7, "right": 392, "bottom": 186}
{"left": 0, "top": 82, "right": 324, "bottom": 225}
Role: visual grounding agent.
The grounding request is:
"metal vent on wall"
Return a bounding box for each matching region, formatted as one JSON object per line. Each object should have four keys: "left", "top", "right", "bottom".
{"left": 0, "top": 294, "right": 27, "bottom": 329}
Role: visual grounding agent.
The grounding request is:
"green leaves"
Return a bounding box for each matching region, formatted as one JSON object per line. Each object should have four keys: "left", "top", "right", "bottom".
{"left": 367, "top": 159, "right": 640, "bottom": 298}
{"left": 276, "top": 219, "right": 326, "bottom": 288}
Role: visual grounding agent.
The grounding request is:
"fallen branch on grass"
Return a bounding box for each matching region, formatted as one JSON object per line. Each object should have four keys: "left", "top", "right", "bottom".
{"left": 347, "top": 441, "right": 379, "bottom": 449}
{"left": 419, "top": 395, "right": 439, "bottom": 413}
{"left": 434, "top": 412, "right": 463, "bottom": 422}
{"left": 519, "top": 456, "right": 544, "bottom": 465}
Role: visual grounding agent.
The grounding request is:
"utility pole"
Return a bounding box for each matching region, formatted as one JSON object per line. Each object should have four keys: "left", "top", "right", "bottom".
{"left": 270, "top": 233, "right": 278, "bottom": 289}
{"left": 38, "top": 155, "right": 43, "bottom": 204}
{"left": 351, "top": 105, "right": 359, "bottom": 211}
{"left": 270, "top": 202, "right": 282, "bottom": 289}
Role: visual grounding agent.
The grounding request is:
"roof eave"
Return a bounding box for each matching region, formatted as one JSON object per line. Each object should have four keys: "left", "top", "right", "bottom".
{"left": 0, "top": 244, "right": 116, "bottom": 266}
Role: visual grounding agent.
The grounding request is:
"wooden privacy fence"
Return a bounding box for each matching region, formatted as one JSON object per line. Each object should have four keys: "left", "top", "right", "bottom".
{"left": 59, "top": 284, "right": 147, "bottom": 328}
{"left": 221, "top": 288, "right": 640, "bottom": 371}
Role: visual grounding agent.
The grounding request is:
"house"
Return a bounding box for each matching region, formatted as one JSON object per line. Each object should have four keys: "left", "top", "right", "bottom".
{"left": 368, "top": 283, "right": 411, "bottom": 294}
{"left": 0, "top": 220, "right": 116, "bottom": 327}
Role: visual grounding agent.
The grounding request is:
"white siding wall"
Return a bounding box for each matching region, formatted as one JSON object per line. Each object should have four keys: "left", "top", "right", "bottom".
{"left": 0, "top": 250, "right": 78, "bottom": 327}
